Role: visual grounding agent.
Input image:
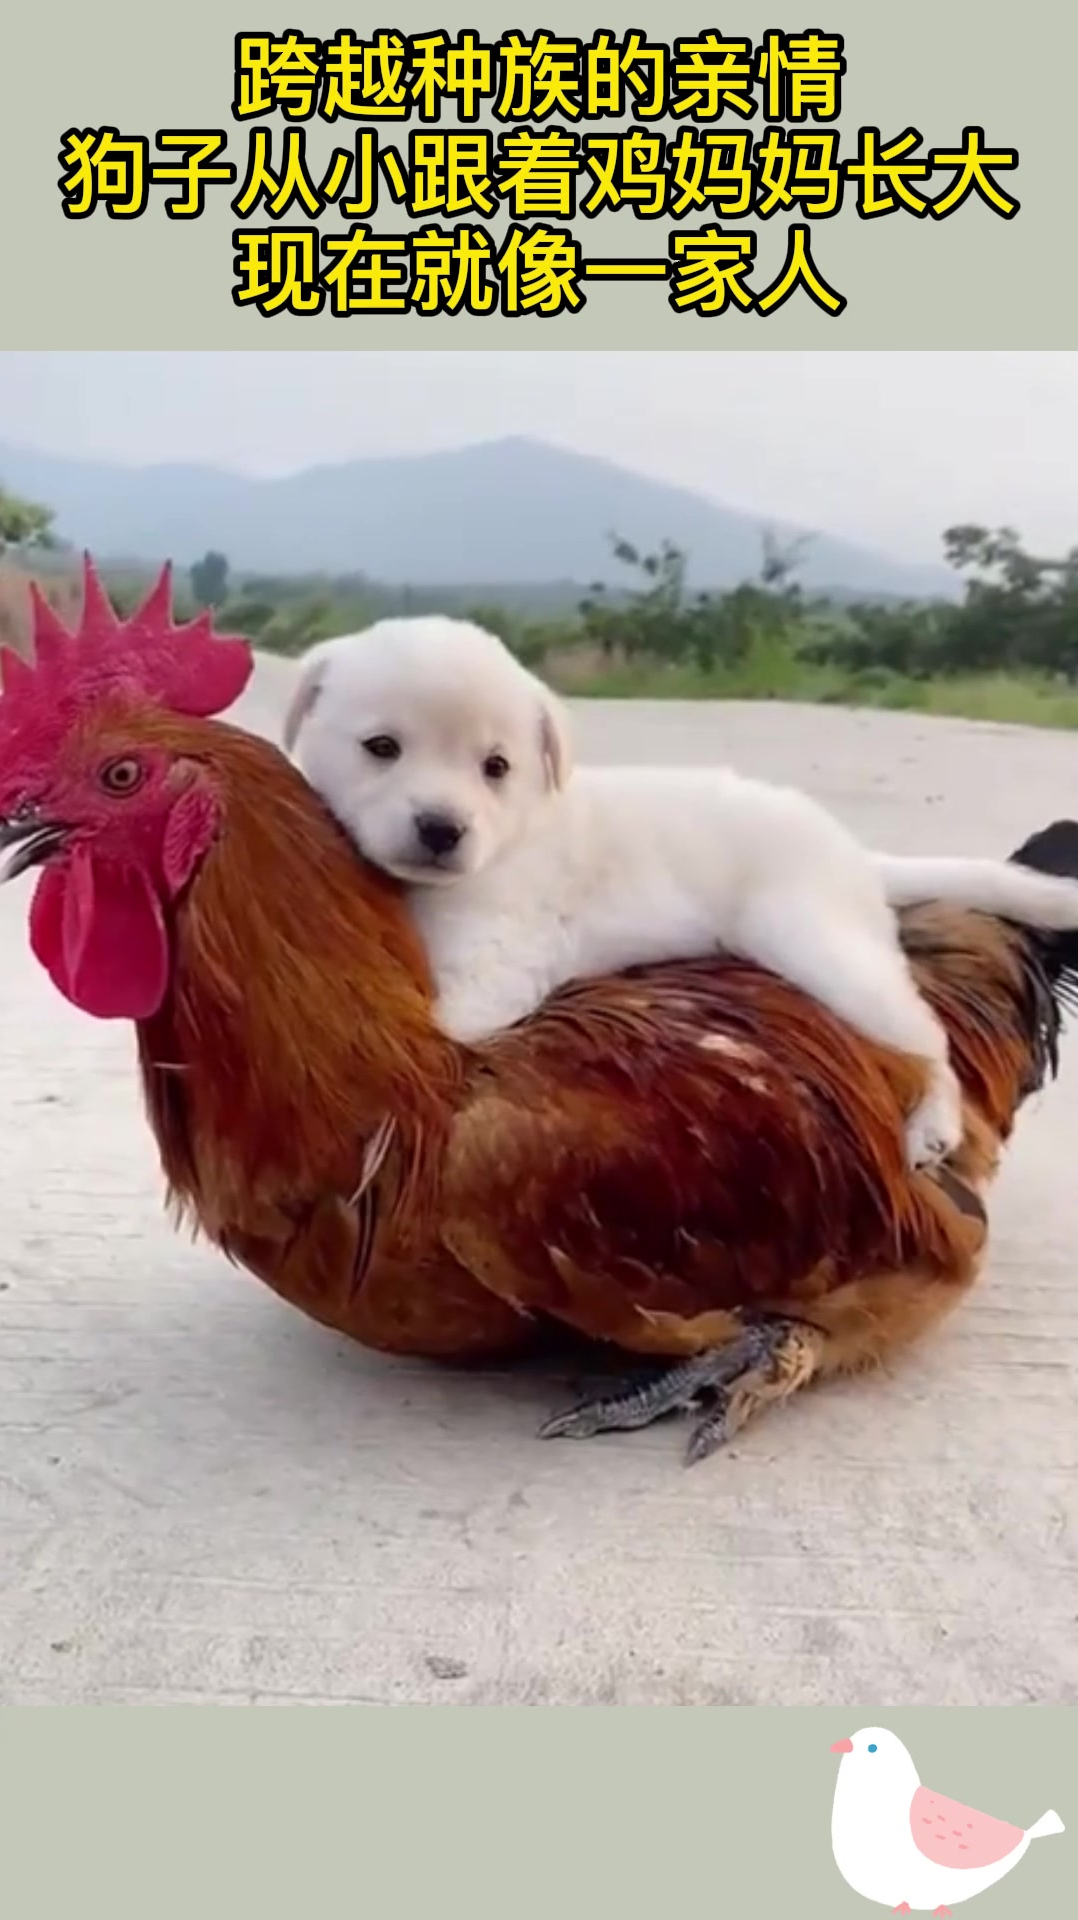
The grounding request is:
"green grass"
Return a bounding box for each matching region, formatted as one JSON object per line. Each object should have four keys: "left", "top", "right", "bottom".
{"left": 554, "top": 652, "right": 1078, "bottom": 731}
{"left": 874, "top": 673, "right": 1078, "bottom": 729}
{"left": 551, "top": 633, "right": 853, "bottom": 704}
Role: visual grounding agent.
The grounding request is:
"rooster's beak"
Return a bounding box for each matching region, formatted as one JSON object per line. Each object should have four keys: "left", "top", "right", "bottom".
{"left": 0, "top": 815, "right": 70, "bottom": 882}
{"left": 830, "top": 1738, "right": 854, "bottom": 1754}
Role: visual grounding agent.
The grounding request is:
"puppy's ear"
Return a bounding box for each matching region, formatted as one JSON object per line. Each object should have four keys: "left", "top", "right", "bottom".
{"left": 281, "top": 645, "right": 330, "bottom": 755}
{"left": 537, "top": 688, "right": 573, "bottom": 792}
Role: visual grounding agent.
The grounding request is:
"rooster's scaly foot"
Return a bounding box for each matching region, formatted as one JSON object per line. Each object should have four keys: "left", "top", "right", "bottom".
{"left": 538, "top": 1317, "right": 819, "bottom": 1464}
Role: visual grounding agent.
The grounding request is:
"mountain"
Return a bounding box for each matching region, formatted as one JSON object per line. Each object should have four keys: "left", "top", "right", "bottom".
{"left": 0, "top": 435, "right": 956, "bottom": 600}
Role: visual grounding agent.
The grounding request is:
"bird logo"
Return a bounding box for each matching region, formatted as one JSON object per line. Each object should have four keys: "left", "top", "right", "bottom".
{"left": 830, "top": 1726, "right": 1065, "bottom": 1914}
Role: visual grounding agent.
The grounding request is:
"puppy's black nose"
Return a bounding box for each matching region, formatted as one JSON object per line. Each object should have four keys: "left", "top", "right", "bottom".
{"left": 415, "top": 811, "right": 465, "bottom": 857}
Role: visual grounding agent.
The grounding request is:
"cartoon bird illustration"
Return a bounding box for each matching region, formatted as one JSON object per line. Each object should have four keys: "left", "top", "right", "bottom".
{"left": 830, "top": 1727, "right": 1064, "bottom": 1914}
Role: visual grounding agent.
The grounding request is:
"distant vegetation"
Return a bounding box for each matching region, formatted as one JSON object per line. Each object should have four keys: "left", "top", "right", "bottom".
{"left": 4, "top": 481, "right": 1078, "bottom": 730}
{"left": 0, "top": 483, "right": 55, "bottom": 561}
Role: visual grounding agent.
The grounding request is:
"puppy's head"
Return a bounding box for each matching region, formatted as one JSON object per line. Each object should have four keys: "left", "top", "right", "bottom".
{"left": 283, "top": 616, "right": 571, "bottom": 885}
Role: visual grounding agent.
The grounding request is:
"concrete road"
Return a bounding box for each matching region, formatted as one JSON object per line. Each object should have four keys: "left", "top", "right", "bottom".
{"left": 2, "top": 659, "right": 1076, "bottom": 1705}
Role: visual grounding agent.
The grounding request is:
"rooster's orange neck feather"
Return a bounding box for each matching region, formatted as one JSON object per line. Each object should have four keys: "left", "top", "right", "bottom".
{"left": 137, "top": 725, "right": 461, "bottom": 1218}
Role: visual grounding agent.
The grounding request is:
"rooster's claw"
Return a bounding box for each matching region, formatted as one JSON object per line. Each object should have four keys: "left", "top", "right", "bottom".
{"left": 538, "top": 1318, "right": 811, "bottom": 1464}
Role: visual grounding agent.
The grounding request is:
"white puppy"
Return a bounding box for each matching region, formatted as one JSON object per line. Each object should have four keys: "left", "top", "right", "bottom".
{"left": 284, "top": 616, "right": 1078, "bottom": 1168}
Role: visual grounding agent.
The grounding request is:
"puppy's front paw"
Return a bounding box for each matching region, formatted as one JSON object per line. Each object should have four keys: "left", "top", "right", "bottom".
{"left": 905, "top": 1081, "right": 963, "bottom": 1169}
{"left": 434, "top": 995, "right": 498, "bottom": 1044}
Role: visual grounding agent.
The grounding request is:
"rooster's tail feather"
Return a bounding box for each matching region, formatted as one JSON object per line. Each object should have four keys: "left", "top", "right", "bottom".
{"left": 1010, "top": 818, "right": 1078, "bottom": 1016}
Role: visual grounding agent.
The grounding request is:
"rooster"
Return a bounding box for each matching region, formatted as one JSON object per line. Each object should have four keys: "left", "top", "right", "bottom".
{"left": 1, "top": 560, "right": 1076, "bottom": 1463}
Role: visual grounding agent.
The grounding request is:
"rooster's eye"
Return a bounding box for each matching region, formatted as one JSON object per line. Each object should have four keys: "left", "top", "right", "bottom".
{"left": 362, "top": 735, "right": 401, "bottom": 762}
{"left": 99, "top": 756, "right": 145, "bottom": 796}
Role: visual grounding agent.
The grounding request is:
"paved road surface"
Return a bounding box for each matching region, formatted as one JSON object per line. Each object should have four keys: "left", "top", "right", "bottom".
{"left": 2, "top": 658, "right": 1075, "bottom": 1704}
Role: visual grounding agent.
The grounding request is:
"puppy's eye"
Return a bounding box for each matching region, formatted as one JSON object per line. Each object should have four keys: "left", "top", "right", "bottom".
{"left": 483, "top": 753, "right": 510, "bottom": 782}
{"left": 362, "top": 735, "right": 401, "bottom": 762}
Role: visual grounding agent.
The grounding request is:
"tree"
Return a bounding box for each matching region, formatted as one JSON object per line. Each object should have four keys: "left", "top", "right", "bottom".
{"left": 578, "top": 534, "right": 696, "bottom": 663}
{"left": 0, "top": 485, "right": 55, "bottom": 559}
{"left": 759, "top": 527, "right": 812, "bottom": 597}
{"left": 577, "top": 530, "right": 814, "bottom": 674}
{"left": 804, "top": 526, "right": 1078, "bottom": 682}
{"left": 939, "top": 525, "right": 1078, "bottom": 677}
{"left": 190, "top": 550, "right": 230, "bottom": 608}
{"left": 804, "top": 599, "right": 956, "bottom": 679}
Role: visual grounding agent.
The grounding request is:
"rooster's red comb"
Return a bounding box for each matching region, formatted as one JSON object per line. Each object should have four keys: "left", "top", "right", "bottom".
{"left": 0, "top": 555, "right": 253, "bottom": 752}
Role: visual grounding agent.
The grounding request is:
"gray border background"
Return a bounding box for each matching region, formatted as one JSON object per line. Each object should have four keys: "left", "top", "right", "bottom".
{"left": 2, "top": 0, "right": 1075, "bottom": 347}
{"left": 0, "top": 1707, "right": 1072, "bottom": 1914}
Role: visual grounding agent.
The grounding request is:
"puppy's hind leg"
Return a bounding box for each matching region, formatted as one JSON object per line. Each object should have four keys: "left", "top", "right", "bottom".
{"left": 735, "top": 891, "right": 963, "bottom": 1169}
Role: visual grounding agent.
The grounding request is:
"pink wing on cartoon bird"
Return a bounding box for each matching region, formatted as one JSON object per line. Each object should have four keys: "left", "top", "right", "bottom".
{"left": 910, "top": 1786, "right": 1025, "bottom": 1868}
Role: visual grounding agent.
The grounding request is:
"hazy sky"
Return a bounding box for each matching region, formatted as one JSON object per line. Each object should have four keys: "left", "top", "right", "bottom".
{"left": 1, "top": 351, "right": 1075, "bottom": 567}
